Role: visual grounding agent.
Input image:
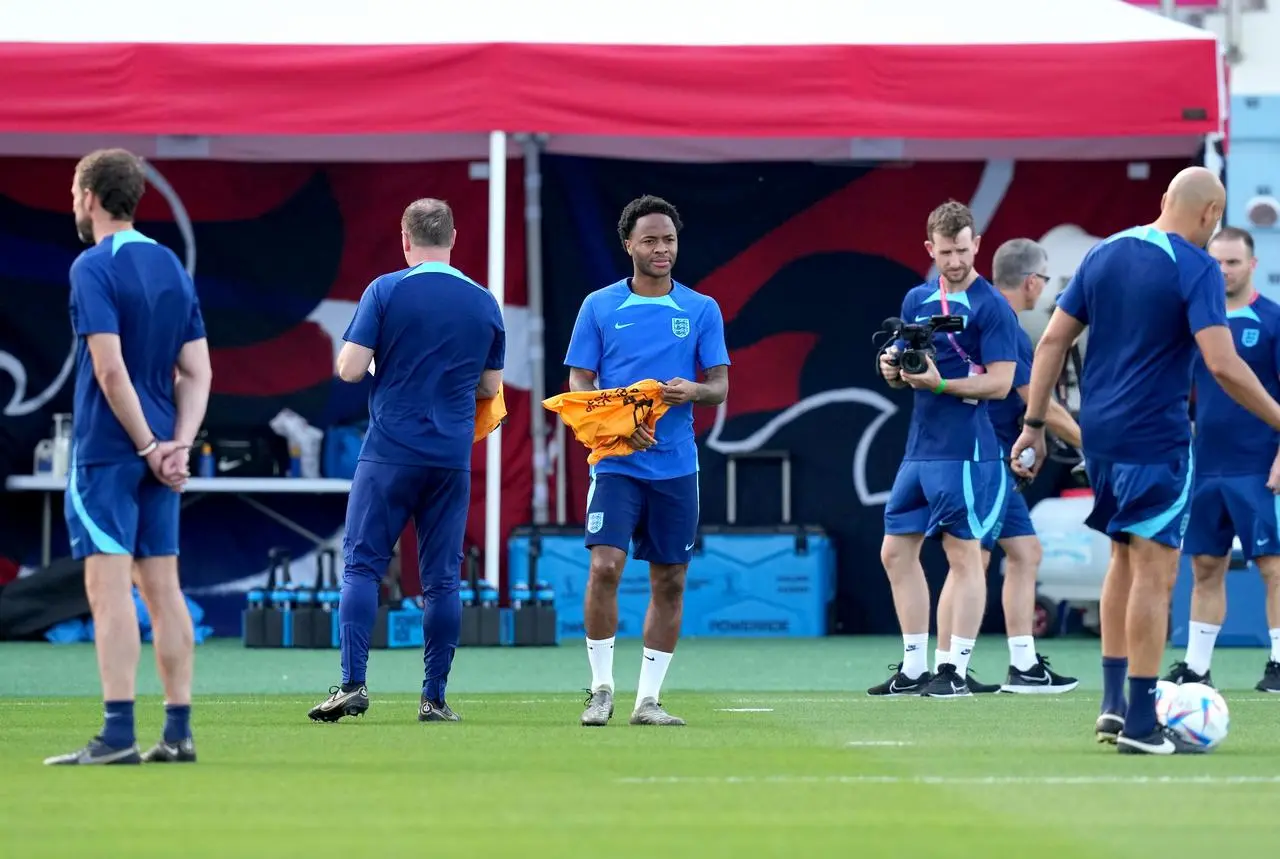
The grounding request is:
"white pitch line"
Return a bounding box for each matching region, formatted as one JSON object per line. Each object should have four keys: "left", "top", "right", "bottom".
{"left": 716, "top": 708, "right": 775, "bottom": 712}
{"left": 619, "top": 775, "right": 1280, "bottom": 786}
{"left": 845, "top": 741, "right": 913, "bottom": 746}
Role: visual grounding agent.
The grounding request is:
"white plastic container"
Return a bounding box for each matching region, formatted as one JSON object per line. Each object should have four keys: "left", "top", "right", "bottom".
{"left": 1028, "top": 494, "right": 1111, "bottom": 604}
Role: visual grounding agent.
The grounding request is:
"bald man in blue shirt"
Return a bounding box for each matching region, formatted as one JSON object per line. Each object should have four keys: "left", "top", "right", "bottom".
{"left": 1013, "top": 167, "right": 1280, "bottom": 754}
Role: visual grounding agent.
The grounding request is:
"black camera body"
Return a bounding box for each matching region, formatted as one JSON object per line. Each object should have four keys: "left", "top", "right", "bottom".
{"left": 881, "top": 315, "right": 965, "bottom": 375}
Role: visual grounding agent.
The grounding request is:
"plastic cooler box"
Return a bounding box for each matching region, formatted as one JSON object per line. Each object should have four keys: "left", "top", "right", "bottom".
{"left": 506, "top": 524, "right": 834, "bottom": 639}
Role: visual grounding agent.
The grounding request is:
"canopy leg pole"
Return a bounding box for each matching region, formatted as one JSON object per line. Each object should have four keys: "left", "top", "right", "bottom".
{"left": 484, "top": 130, "right": 507, "bottom": 593}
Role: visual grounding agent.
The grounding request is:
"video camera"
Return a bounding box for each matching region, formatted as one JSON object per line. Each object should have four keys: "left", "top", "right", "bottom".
{"left": 877, "top": 315, "right": 966, "bottom": 375}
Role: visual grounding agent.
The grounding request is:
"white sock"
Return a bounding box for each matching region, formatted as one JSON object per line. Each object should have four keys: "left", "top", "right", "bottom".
{"left": 950, "top": 636, "right": 977, "bottom": 677}
{"left": 1269, "top": 628, "right": 1280, "bottom": 663}
{"left": 586, "top": 637, "right": 615, "bottom": 693}
{"left": 636, "top": 647, "right": 672, "bottom": 708}
{"left": 1185, "top": 622, "right": 1221, "bottom": 675}
{"left": 935, "top": 649, "right": 951, "bottom": 672}
{"left": 1008, "top": 635, "right": 1036, "bottom": 671}
{"left": 902, "top": 633, "right": 928, "bottom": 679}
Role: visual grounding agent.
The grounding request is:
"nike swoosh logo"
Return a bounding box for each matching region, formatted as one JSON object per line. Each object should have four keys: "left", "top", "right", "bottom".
{"left": 614, "top": 322, "right": 636, "bottom": 329}
{"left": 684, "top": 542, "right": 695, "bottom": 551}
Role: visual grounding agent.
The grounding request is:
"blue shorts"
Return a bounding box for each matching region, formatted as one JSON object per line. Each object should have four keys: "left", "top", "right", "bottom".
{"left": 585, "top": 472, "right": 699, "bottom": 565}
{"left": 344, "top": 460, "right": 470, "bottom": 590}
{"left": 981, "top": 474, "right": 1037, "bottom": 550}
{"left": 1182, "top": 472, "right": 1280, "bottom": 560}
{"left": 65, "top": 456, "right": 179, "bottom": 560}
{"left": 884, "top": 459, "right": 1009, "bottom": 542}
{"left": 1083, "top": 456, "right": 1194, "bottom": 549}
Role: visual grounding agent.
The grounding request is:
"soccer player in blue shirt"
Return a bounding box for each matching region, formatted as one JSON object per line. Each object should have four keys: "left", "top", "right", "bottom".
{"left": 566, "top": 196, "right": 730, "bottom": 727}
{"left": 44, "top": 149, "right": 212, "bottom": 766}
{"left": 934, "top": 238, "right": 1081, "bottom": 694}
{"left": 1165, "top": 227, "right": 1280, "bottom": 694}
{"left": 1013, "top": 167, "right": 1280, "bottom": 754}
{"left": 307, "top": 199, "right": 505, "bottom": 724}
{"left": 869, "top": 201, "right": 1020, "bottom": 699}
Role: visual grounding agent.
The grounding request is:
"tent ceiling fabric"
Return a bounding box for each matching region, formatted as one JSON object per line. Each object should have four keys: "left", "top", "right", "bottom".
{"left": 0, "top": 0, "right": 1224, "bottom": 162}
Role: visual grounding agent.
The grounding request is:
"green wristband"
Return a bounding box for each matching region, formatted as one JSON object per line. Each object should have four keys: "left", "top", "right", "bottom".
{"left": 933, "top": 379, "right": 947, "bottom": 395}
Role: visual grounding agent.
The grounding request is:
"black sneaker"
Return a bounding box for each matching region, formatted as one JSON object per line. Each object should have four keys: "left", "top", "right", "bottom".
{"left": 921, "top": 664, "right": 971, "bottom": 698}
{"left": 1000, "top": 654, "right": 1079, "bottom": 694}
{"left": 140, "top": 737, "right": 197, "bottom": 763}
{"left": 866, "top": 663, "right": 931, "bottom": 696}
{"left": 418, "top": 697, "right": 461, "bottom": 722}
{"left": 1095, "top": 711, "right": 1124, "bottom": 744}
{"left": 1116, "top": 725, "right": 1206, "bottom": 755}
{"left": 308, "top": 685, "right": 370, "bottom": 722}
{"left": 965, "top": 668, "right": 1001, "bottom": 694}
{"left": 43, "top": 736, "right": 141, "bottom": 766}
{"left": 1161, "top": 660, "right": 1213, "bottom": 687}
{"left": 1256, "top": 660, "right": 1280, "bottom": 693}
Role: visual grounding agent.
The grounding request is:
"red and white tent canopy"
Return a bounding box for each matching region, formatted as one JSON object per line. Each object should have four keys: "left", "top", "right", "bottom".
{"left": 1, "top": 0, "right": 1224, "bottom": 163}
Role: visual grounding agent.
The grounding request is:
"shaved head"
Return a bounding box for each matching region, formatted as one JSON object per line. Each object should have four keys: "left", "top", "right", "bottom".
{"left": 1159, "top": 166, "right": 1226, "bottom": 248}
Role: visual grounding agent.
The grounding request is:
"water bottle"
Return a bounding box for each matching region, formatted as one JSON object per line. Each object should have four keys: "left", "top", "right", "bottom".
{"left": 459, "top": 581, "right": 476, "bottom": 607}
{"left": 33, "top": 439, "right": 54, "bottom": 475}
{"left": 479, "top": 581, "right": 499, "bottom": 608}
{"left": 535, "top": 579, "right": 555, "bottom": 606}
{"left": 289, "top": 442, "right": 302, "bottom": 478}
{"left": 246, "top": 585, "right": 266, "bottom": 611}
{"left": 511, "top": 581, "right": 530, "bottom": 610}
{"left": 198, "top": 442, "right": 215, "bottom": 478}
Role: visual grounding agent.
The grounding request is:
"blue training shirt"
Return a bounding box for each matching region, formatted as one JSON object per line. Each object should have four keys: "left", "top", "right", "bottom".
{"left": 987, "top": 323, "right": 1035, "bottom": 454}
{"left": 344, "top": 261, "right": 505, "bottom": 471}
{"left": 69, "top": 229, "right": 206, "bottom": 465}
{"left": 1192, "top": 293, "right": 1280, "bottom": 476}
{"left": 564, "top": 279, "right": 730, "bottom": 481}
{"left": 1057, "top": 225, "right": 1227, "bottom": 464}
{"left": 896, "top": 276, "right": 1020, "bottom": 462}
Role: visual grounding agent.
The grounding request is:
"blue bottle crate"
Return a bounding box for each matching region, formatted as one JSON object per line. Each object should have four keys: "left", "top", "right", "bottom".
{"left": 507, "top": 525, "right": 834, "bottom": 639}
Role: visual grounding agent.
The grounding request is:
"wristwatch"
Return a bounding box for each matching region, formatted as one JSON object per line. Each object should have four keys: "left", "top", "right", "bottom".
{"left": 1023, "top": 417, "right": 1046, "bottom": 429}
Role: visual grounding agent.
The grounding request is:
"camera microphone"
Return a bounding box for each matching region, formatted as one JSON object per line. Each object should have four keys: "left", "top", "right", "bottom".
{"left": 882, "top": 317, "right": 903, "bottom": 333}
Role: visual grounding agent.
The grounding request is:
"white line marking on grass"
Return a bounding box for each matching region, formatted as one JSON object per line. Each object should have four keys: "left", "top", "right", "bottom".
{"left": 716, "top": 708, "right": 775, "bottom": 712}
{"left": 845, "top": 741, "right": 913, "bottom": 747}
{"left": 619, "top": 775, "right": 1280, "bottom": 786}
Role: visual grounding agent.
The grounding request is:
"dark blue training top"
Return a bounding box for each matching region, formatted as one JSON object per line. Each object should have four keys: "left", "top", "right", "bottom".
{"left": 895, "top": 276, "right": 1020, "bottom": 462}
{"left": 344, "top": 261, "right": 505, "bottom": 471}
{"left": 1057, "top": 225, "right": 1227, "bottom": 464}
{"left": 987, "top": 323, "right": 1035, "bottom": 454}
{"left": 70, "top": 229, "right": 205, "bottom": 465}
{"left": 1192, "top": 292, "right": 1280, "bottom": 476}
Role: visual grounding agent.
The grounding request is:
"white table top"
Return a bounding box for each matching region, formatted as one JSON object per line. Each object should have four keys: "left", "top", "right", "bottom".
{"left": 6, "top": 475, "right": 353, "bottom": 493}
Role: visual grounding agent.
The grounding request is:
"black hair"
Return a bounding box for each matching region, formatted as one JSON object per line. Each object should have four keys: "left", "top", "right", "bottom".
{"left": 617, "top": 195, "right": 683, "bottom": 245}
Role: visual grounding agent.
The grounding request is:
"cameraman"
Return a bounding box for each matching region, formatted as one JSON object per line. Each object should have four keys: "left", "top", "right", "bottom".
{"left": 867, "top": 201, "right": 1019, "bottom": 699}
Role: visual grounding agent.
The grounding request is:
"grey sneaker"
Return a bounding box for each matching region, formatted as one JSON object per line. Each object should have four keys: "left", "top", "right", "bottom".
{"left": 630, "top": 697, "right": 686, "bottom": 726}
{"left": 140, "top": 737, "right": 197, "bottom": 763}
{"left": 43, "top": 737, "right": 141, "bottom": 766}
{"left": 307, "top": 685, "right": 370, "bottom": 722}
{"left": 581, "top": 688, "right": 614, "bottom": 726}
{"left": 418, "top": 698, "right": 460, "bottom": 722}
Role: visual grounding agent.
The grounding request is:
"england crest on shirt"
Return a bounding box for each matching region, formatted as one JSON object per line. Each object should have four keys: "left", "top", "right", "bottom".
{"left": 1242, "top": 328, "right": 1260, "bottom": 348}
{"left": 671, "top": 317, "right": 690, "bottom": 338}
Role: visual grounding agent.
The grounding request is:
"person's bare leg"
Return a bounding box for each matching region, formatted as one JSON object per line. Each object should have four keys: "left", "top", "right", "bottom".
{"left": 1000, "top": 536, "right": 1043, "bottom": 670}
{"left": 1119, "top": 535, "right": 1180, "bottom": 741}
{"left": 940, "top": 533, "right": 987, "bottom": 679}
{"left": 135, "top": 556, "right": 195, "bottom": 748}
{"left": 882, "top": 533, "right": 930, "bottom": 680}
{"left": 936, "top": 568, "right": 957, "bottom": 672}
{"left": 631, "top": 563, "right": 687, "bottom": 723}
{"left": 1179, "top": 554, "right": 1229, "bottom": 679}
{"left": 583, "top": 545, "right": 625, "bottom": 693}
{"left": 88, "top": 554, "right": 140, "bottom": 749}
{"left": 1095, "top": 541, "right": 1131, "bottom": 737}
